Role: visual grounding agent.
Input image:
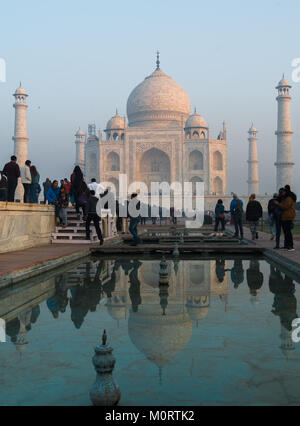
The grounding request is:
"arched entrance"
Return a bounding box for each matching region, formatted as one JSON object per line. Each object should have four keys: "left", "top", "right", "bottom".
{"left": 139, "top": 148, "right": 171, "bottom": 193}
{"left": 213, "top": 177, "right": 223, "bottom": 195}
{"left": 213, "top": 151, "right": 223, "bottom": 171}
{"left": 106, "top": 152, "right": 120, "bottom": 172}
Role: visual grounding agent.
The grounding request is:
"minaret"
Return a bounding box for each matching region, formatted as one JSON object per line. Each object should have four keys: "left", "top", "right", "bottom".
{"left": 75, "top": 128, "right": 85, "bottom": 172}
{"left": 247, "top": 124, "right": 259, "bottom": 195}
{"left": 223, "top": 121, "right": 227, "bottom": 140}
{"left": 275, "top": 75, "right": 294, "bottom": 190}
{"left": 12, "top": 83, "right": 29, "bottom": 201}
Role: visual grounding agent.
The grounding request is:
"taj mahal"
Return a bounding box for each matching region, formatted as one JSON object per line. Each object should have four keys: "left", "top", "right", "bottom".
{"left": 72, "top": 54, "right": 294, "bottom": 209}
{"left": 80, "top": 53, "right": 228, "bottom": 202}
{"left": 10, "top": 54, "right": 295, "bottom": 208}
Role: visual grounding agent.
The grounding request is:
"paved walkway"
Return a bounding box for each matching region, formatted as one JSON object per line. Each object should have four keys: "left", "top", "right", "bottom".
{"left": 0, "top": 244, "right": 89, "bottom": 279}
{"left": 232, "top": 225, "right": 300, "bottom": 265}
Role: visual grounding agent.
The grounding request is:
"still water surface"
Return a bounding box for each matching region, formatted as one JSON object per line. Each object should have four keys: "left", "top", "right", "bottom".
{"left": 0, "top": 256, "right": 299, "bottom": 406}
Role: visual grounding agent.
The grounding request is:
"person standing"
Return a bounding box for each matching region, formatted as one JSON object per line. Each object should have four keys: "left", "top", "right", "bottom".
{"left": 71, "top": 166, "right": 84, "bottom": 217}
{"left": 63, "top": 178, "right": 71, "bottom": 196}
{"left": 3, "top": 156, "right": 20, "bottom": 202}
{"left": 43, "top": 178, "right": 52, "bottom": 204}
{"left": 285, "top": 185, "right": 297, "bottom": 203}
{"left": 275, "top": 187, "right": 296, "bottom": 252}
{"left": 268, "top": 194, "right": 278, "bottom": 241}
{"left": 170, "top": 206, "right": 177, "bottom": 225}
{"left": 20, "top": 160, "right": 32, "bottom": 203}
{"left": 246, "top": 194, "right": 263, "bottom": 240}
{"left": 77, "top": 181, "right": 90, "bottom": 219}
{"left": 88, "top": 178, "right": 104, "bottom": 199}
{"left": 30, "top": 165, "right": 41, "bottom": 204}
{"left": 230, "top": 194, "right": 244, "bottom": 239}
{"left": 214, "top": 199, "right": 226, "bottom": 234}
{"left": 129, "top": 193, "right": 142, "bottom": 246}
{"left": 85, "top": 190, "right": 104, "bottom": 245}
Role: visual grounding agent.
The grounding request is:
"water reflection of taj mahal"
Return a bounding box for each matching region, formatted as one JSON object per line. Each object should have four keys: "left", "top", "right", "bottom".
{"left": 105, "top": 259, "right": 229, "bottom": 369}
{"left": 1, "top": 259, "right": 297, "bottom": 363}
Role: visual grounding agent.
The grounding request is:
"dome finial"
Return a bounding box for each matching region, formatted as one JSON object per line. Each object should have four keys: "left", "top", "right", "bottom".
{"left": 116, "top": 108, "right": 118, "bottom": 116}
{"left": 194, "top": 107, "right": 197, "bottom": 114}
{"left": 156, "top": 50, "right": 160, "bottom": 70}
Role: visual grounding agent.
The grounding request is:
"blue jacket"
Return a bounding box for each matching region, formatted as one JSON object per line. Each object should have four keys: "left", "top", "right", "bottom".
{"left": 46, "top": 187, "right": 60, "bottom": 204}
{"left": 230, "top": 199, "right": 244, "bottom": 216}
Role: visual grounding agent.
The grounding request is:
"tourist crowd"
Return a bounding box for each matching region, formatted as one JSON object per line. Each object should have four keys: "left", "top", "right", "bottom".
{"left": 0, "top": 156, "right": 298, "bottom": 250}
{"left": 214, "top": 184, "right": 297, "bottom": 252}
{"left": 0, "top": 156, "right": 42, "bottom": 203}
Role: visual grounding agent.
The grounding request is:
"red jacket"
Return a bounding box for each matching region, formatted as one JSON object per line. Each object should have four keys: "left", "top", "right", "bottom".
{"left": 64, "top": 182, "right": 71, "bottom": 194}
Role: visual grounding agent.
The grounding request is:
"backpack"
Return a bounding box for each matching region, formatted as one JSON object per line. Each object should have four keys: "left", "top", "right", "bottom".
{"left": 235, "top": 199, "right": 243, "bottom": 214}
{"left": 0, "top": 172, "right": 8, "bottom": 190}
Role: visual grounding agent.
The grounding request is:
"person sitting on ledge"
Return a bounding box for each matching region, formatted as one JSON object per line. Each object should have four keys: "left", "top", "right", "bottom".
{"left": 46, "top": 180, "right": 61, "bottom": 225}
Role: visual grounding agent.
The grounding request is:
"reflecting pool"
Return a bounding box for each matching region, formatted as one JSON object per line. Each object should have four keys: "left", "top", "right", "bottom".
{"left": 0, "top": 256, "right": 300, "bottom": 406}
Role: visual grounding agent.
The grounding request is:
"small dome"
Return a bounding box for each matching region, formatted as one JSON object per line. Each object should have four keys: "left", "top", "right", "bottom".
{"left": 276, "top": 75, "right": 291, "bottom": 88}
{"left": 249, "top": 124, "right": 257, "bottom": 133}
{"left": 106, "top": 112, "right": 125, "bottom": 130}
{"left": 75, "top": 128, "right": 85, "bottom": 137}
{"left": 185, "top": 111, "right": 207, "bottom": 129}
{"left": 14, "top": 84, "right": 27, "bottom": 96}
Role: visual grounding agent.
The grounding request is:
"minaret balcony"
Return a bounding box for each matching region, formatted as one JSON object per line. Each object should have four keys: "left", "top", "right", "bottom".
{"left": 275, "top": 130, "right": 293, "bottom": 136}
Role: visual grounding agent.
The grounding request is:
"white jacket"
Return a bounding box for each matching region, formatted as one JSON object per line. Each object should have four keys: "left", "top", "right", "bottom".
{"left": 20, "top": 165, "right": 32, "bottom": 184}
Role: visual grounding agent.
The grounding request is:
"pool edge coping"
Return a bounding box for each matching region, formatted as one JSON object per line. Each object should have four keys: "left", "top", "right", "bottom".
{"left": 0, "top": 248, "right": 91, "bottom": 290}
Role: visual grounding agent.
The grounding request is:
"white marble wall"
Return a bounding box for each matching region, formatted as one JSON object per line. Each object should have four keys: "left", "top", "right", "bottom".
{"left": 0, "top": 203, "right": 55, "bottom": 253}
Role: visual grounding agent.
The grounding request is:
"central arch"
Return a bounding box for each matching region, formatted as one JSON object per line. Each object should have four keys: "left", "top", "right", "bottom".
{"left": 139, "top": 148, "right": 171, "bottom": 192}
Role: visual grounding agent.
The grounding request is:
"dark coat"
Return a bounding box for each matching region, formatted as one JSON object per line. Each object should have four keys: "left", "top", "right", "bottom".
{"left": 246, "top": 200, "right": 263, "bottom": 222}
{"left": 3, "top": 161, "right": 20, "bottom": 181}
{"left": 87, "top": 195, "right": 99, "bottom": 215}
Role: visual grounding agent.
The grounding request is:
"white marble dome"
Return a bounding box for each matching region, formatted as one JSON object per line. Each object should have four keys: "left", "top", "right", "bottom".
{"left": 106, "top": 112, "right": 125, "bottom": 130}
{"left": 127, "top": 68, "right": 191, "bottom": 128}
{"left": 185, "top": 111, "right": 207, "bottom": 129}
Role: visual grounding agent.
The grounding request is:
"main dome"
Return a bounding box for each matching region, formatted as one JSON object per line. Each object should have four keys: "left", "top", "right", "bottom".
{"left": 127, "top": 67, "right": 191, "bottom": 128}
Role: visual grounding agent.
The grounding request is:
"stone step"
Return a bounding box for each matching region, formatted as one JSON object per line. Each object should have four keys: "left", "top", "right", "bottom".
{"left": 56, "top": 227, "right": 98, "bottom": 234}
{"left": 51, "top": 238, "right": 95, "bottom": 244}
{"left": 52, "top": 233, "right": 97, "bottom": 239}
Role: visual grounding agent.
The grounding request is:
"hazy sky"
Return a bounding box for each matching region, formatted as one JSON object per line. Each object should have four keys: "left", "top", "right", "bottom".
{"left": 0, "top": 0, "right": 299, "bottom": 195}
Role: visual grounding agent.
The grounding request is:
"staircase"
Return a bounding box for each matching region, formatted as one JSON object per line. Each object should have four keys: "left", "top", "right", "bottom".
{"left": 51, "top": 208, "right": 117, "bottom": 244}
